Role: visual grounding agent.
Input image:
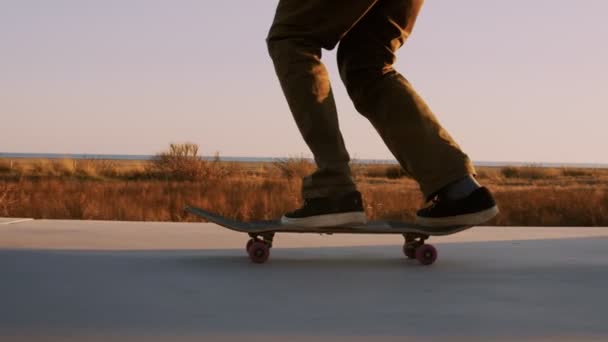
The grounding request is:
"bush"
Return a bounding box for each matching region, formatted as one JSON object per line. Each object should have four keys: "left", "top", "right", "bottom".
{"left": 0, "top": 182, "right": 17, "bottom": 216}
{"left": 52, "top": 159, "right": 77, "bottom": 177}
{"left": 92, "top": 160, "right": 119, "bottom": 178}
{"left": 150, "top": 143, "right": 208, "bottom": 181}
{"left": 360, "top": 164, "right": 410, "bottom": 179}
{"left": 561, "top": 168, "right": 593, "bottom": 177}
{"left": 475, "top": 167, "right": 503, "bottom": 181}
{"left": 0, "top": 160, "right": 13, "bottom": 174}
{"left": 384, "top": 165, "right": 410, "bottom": 179}
{"left": 500, "top": 166, "right": 559, "bottom": 180}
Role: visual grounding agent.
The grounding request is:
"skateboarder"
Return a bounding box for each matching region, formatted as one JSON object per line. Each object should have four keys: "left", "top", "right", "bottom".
{"left": 267, "top": 0, "right": 498, "bottom": 229}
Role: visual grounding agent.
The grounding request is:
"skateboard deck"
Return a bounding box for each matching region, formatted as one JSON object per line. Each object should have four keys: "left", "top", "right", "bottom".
{"left": 185, "top": 205, "right": 471, "bottom": 236}
{"left": 185, "top": 205, "right": 474, "bottom": 266}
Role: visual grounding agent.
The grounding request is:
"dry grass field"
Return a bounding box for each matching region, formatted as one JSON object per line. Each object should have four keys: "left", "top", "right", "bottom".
{"left": 1, "top": 144, "right": 607, "bottom": 226}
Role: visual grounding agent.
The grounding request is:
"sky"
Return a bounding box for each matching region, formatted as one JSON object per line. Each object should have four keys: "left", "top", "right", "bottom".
{"left": 1, "top": 0, "right": 607, "bottom": 164}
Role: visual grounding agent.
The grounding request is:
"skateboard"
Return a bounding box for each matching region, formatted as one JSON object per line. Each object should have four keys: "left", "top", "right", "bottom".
{"left": 185, "top": 205, "right": 473, "bottom": 266}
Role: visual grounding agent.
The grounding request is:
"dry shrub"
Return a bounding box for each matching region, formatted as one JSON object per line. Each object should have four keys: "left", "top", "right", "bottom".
{"left": 52, "top": 159, "right": 77, "bottom": 177}
{"left": 359, "top": 182, "right": 422, "bottom": 221}
{"left": 360, "top": 164, "right": 389, "bottom": 178}
{"left": 27, "top": 159, "right": 76, "bottom": 177}
{"left": 89, "top": 160, "right": 119, "bottom": 178}
{"left": 3, "top": 176, "right": 608, "bottom": 225}
{"left": 4, "top": 177, "right": 300, "bottom": 222}
{"left": 2, "top": 158, "right": 124, "bottom": 179}
{"left": 3, "top": 155, "right": 608, "bottom": 226}
{"left": 149, "top": 143, "right": 210, "bottom": 181}
{"left": 193, "top": 177, "right": 299, "bottom": 221}
{"left": 501, "top": 166, "right": 560, "bottom": 180}
{"left": 492, "top": 187, "right": 608, "bottom": 226}
{"left": 121, "top": 166, "right": 151, "bottom": 180}
{"left": 40, "top": 159, "right": 104, "bottom": 179}
{"left": 73, "top": 159, "right": 105, "bottom": 178}
{"left": 201, "top": 154, "right": 241, "bottom": 180}
{"left": 0, "top": 181, "right": 18, "bottom": 216}
{"left": 272, "top": 157, "right": 315, "bottom": 179}
{"left": 476, "top": 167, "right": 503, "bottom": 182}
{"left": 373, "top": 165, "right": 409, "bottom": 179}
{"left": 30, "top": 160, "right": 53, "bottom": 176}
{"left": 353, "top": 164, "right": 411, "bottom": 180}
{"left": 8, "top": 179, "right": 93, "bottom": 219}
{"left": 561, "top": 168, "right": 594, "bottom": 177}
{"left": 0, "top": 160, "right": 13, "bottom": 173}
{"left": 385, "top": 165, "right": 410, "bottom": 179}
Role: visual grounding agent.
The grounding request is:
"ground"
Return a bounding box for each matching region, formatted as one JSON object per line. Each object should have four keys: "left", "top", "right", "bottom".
{"left": 1, "top": 219, "right": 608, "bottom": 341}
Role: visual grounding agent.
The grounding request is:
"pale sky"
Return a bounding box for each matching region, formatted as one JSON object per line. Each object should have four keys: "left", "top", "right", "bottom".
{"left": 1, "top": 0, "right": 607, "bottom": 163}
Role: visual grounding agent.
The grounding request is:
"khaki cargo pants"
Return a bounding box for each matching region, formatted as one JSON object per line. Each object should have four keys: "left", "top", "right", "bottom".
{"left": 267, "top": 0, "right": 475, "bottom": 200}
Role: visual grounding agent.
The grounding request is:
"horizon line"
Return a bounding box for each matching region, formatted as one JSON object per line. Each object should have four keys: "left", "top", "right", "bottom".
{"left": 1, "top": 152, "right": 607, "bottom": 169}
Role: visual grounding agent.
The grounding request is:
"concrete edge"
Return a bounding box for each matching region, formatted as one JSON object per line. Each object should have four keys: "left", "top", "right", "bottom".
{"left": 0, "top": 218, "right": 34, "bottom": 225}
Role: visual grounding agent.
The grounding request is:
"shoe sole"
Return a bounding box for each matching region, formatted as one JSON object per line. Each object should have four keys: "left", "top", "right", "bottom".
{"left": 415, "top": 205, "right": 499, "bottom": 227}
{"left": 281, "top": 212, "right": 367, "bottom": 228}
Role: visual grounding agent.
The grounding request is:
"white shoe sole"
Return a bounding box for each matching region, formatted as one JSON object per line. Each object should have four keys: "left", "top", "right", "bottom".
{"left": 415, "top": 206, "right": 499, "bottom": 227}
{"left": 281, "top": 212, "right": 367, "bottom": 228}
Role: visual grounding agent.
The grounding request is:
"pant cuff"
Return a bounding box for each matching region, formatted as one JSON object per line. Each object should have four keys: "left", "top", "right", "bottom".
{"left": 419, "top": 162, "right": 477, "bottom": 201}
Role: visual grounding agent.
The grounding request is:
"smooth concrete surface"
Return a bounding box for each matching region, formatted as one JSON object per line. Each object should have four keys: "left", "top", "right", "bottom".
{"left": 1, "top": 219, "right": 608, "bottom": 341}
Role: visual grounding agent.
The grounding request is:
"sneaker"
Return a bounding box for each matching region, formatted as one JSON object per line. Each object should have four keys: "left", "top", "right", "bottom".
{"left": 415, "top": 187, "right": 499, "bottom": 228}
{"left": 281, "top": 191, "right": 367, "bottom": 228}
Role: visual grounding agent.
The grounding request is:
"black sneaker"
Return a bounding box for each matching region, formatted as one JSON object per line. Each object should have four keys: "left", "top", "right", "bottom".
{"left": 281, "top": 191, "right": 367, "bottom": 228}
{"left": 416, "top": 187, "right": 499, "bottom": 228}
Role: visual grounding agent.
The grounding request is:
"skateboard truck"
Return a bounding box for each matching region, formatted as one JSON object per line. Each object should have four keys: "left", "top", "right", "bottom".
{"left": 247, "top": 232, "right": 275, "bottom": 247}
{"left": 403, "top": 233, "right": 437, "bottom": 265}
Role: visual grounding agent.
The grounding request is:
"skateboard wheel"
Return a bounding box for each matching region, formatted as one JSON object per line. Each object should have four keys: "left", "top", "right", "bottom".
{"left": 403, "top": 244, "right": 416, "bottom": 259}
{"left": 248, "top": 241, "right": 270, "bottom": 264}
{"left": 246, "top": 239, "right": 255, "bottom": 253}
{"left": 415, "top": 244, "right": 437, "bottom": 266}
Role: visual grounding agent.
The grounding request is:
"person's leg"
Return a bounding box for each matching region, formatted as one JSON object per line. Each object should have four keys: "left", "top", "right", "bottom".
{"left": 337, "top": 0, "right": 497, "bottom": 226}
{"left": 267, "top": 0, "right": 379, "bottom": 226}
{"left": 338, "top": 0, "right": 473, "bottom": 199}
